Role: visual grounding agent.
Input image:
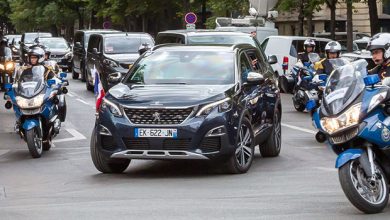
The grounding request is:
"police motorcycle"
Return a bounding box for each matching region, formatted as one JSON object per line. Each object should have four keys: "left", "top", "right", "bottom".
{"left": 291, "top": 53, "right": 326, "bottom": 112}
{"left": 4, "top": 66, "right": 69, "bottom": 158}
{"left": 307, "top": 58, "right": 390, "bottom": 214}
{"left": 0, "top": 47, "right": 15, "bottom": 91}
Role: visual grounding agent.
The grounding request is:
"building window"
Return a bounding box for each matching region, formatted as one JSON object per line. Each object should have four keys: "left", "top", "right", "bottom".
{"left": 384, "top": 1, "right": 390, "bottom": 14}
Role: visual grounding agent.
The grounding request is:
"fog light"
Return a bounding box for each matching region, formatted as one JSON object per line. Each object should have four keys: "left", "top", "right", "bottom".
{"left": 98, "top": 124, "right": 112, "bottom": 136}
{"left": 206, "top": 126, "right": 226, "bottom": 137}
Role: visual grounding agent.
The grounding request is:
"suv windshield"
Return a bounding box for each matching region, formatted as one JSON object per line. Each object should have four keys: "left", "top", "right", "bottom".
{"left": 126, "top": 50, "right": 235, "bottom": 85}
{"left": 39, "top": 38, "right": 69, "bottom": 50}
{"left": 187, "top": 35, "right": 256, "bottom": 46}
{"left": 104, "top": 36, "right": 154, "bottom": 54}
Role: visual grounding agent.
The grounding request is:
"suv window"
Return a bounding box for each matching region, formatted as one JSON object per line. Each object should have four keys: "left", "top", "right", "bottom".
{"left": 74, "top": 32, "right": 83, "bottom": 46}
{"left": 239, "top": 53, "right": 253, "bottom": 82}
{"left": 289, "top": 42, "right": 298, "bottom": 58}
{"left": 88, "top": 36, "right": 101, "bottom": 52}
{"left": 245, "top": 49, "right": 264, "bottom": 73}
{"left": 157, "top": 35, "right": 185, "bottom": 44}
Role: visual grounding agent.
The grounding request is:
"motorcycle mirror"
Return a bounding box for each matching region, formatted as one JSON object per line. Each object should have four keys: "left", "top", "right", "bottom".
{"left": 364, "top": 74, "right": 380, "bottom": 86}
{"left": 60, "top": 72, "right": 67, "bottom": 79}
{"left": 306, "top": 99, "right": 317, "bottom": 111}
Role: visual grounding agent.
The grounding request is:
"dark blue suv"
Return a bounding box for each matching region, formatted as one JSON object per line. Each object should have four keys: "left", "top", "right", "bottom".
{"left": 90, "top": 44, "right": 281, "bottom": 174}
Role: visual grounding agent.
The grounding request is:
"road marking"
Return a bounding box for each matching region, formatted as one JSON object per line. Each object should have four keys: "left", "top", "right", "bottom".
{"left": 0, "top": 150, "right": 10, "bottom": 157}
{"left": 281, "top": 123, "right": 317, "bottom": 134}
{"left": 76, "top": 98, "right": 91, "bottom": 106}
{"left": 0, "top": 187, "right": 6, "bottom": 200}
{"left": 53, "top": 129, "right": 86, "bottom": 143}
{"left": 67, "top": 92, "right": 75, "bottom": 97}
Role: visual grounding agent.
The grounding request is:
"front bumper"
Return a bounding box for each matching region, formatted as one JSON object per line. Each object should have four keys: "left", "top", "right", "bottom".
{"left": 94, "top": 107, "right": 237, "bottom": 161}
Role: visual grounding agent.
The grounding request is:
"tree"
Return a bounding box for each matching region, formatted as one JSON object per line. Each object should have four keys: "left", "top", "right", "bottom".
{"left": 205, "top": 0, "right": 249, "bottom": 29}
{"left": 346, "top": 0, "right": 353, "bottom": 52}
{"left": 324, "top": 0, "right": 339, "bottom": 40}
{"left": 366, "top": 0, "right": 379, "bottom": 35}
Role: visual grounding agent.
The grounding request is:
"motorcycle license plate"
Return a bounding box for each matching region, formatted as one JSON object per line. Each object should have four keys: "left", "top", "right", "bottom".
{"left": 135, "top": 128, "right": 177, "bottom": 138}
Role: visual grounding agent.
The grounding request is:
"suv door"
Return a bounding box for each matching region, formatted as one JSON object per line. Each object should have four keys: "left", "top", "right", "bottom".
{"left": 243, "top": 49, "right": 276, "bottom": 142}
{"left": 73, "top": 31, "right": 84, "bottom": 76}
{"left": 86, "top": 35, "right": 101, "bottom": 86}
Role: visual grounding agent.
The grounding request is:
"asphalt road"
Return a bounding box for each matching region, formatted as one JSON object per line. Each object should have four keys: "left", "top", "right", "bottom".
{"left": 0, "top": 76, "right": 389, "bottom": 220}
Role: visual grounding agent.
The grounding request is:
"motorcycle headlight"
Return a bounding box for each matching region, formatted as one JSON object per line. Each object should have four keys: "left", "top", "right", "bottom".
{"left": 5, "top": 62, "right": 14, "bottom": 70}
{"left": 101, "top": 98, "right": 123, "bottom": 117}
{"left": 12, "top": 48, "right": 17, "bottom": 52}
{"left": 196, "top": 97, "right": 232, "bottom": 117}
{"left": 15, "top": 94, "right": 45, "bottom": 109}
{"left": 320, "top": 102, "right": 361, "bottom": 134}
{"left": 368, "top": 91, "right": 387, "bottom": 113}
{"left": 0, "top": 64, "right": 4, "bottom": 70}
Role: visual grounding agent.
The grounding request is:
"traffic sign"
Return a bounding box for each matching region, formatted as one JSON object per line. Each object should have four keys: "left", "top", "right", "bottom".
{"left": 185, "top": 12, "right": 197, "bottom": 24}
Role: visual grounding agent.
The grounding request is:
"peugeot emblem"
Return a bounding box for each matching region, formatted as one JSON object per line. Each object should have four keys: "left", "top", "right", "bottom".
{"left": 153, "top": 112, "right": 161, "bottom": 123}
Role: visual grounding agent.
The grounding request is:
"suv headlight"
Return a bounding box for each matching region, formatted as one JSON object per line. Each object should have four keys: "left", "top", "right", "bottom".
{"left": 101, "top": 98, "right": 123, "bottom": 117}
{"left": 16, "top": 94, "right": 45, "bottom": 109}
{"left": 320, "top": 102, "right": 361, "bottom": 134}
{"left": 196, "top": 97, "right": 232, "bottom": 117}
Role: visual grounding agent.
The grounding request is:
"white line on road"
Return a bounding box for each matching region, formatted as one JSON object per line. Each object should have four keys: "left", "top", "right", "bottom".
{"left": 281, "top": 123, "right": 317, "bottom": 134}
{"left": 53, "top": 129, "right": 87, "bottom": 143}
{"left": 0, "top": 150, "right": 10, "bottom": 157}
{"left": 67, "top": 92, "right": 75, "bottom": 97}
{"left": 76, "top": 98, "right": 91, "bottom": 106}
{"left": 315, "top": 167, "right": 337, "bottom": 172}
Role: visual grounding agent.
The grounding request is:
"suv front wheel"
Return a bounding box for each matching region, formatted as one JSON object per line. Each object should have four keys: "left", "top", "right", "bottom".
{"left": 226, "top": 117, "right": 255, "bottom": 174}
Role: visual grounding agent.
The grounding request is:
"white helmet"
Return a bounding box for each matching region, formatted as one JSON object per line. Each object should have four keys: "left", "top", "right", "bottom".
{"left": 325, "top": 41, "right": 341, "bottom": 53}
{"left": 367, "top": 33, "right": 390, "bottom": 59}
{"left": 304, "top": 39, "right": 316, "bottom": 50}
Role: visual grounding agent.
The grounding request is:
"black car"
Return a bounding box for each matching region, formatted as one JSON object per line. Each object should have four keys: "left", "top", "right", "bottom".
{"left": 19, "top": 32, "right": 52, "bottom": 63}
{"left": 37, "top": 37, "right": 73, "bottom": 71}
{"left": 85, "top": 32, "right": 154, "bottom": 91}
{"left": 90, "top": 44, "right": 282, "bottom": 174}
{"left": 72, "top": 29, "right": 121, "bottom": 80}
{"left": 5, "top": 34, "right": 21, "bottom": 61}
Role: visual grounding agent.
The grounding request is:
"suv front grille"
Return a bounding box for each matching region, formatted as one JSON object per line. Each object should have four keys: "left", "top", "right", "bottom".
{"left": 124, "top": 108, "right": 193, "bottom": 125}
{"left": 163, "top": 139, "right": 191, "bottom": 150}
{"left": 123, "top": 138, "right": 150, "bottom": 150}
{"left": 200, "top": 137, "right": 221, "bottom": 153}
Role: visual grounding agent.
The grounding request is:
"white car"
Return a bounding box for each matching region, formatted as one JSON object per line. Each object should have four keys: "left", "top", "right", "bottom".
{"left": 261, "top": 36, "right": 331, "bottom": 92}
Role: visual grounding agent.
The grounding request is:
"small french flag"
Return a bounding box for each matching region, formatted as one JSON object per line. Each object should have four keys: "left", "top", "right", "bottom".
{"left": 93, "top": 65, "right": 105, "bottom": 111}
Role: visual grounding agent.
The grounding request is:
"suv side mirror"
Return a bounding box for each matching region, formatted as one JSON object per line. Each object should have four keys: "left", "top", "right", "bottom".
{"left": 92, "top": 48, "right": 100, "bottom": 55}
{"left": 75, "top": 42, "right": 81, "bottom": 48}
{"left": 268, "top": 55, "right": 278, "bottom": 65}
{"left": 246, "top": 72, "right": 265, "bottom": 84}
{"left": 138, "top": 43, "right": 151, "bottom": 55}
{"left": 18, "top": 41, "right": 21, "bottom": 44}
{"left": 108, "top": 72, "right": 122, "bottom": 84}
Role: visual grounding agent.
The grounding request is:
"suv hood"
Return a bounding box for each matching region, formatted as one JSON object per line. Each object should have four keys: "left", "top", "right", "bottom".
{"left": 108, "top": 83, "right": 235, "bottom": 107}
{"left": 105, "top": 53, "right": 139, "bottom": 63}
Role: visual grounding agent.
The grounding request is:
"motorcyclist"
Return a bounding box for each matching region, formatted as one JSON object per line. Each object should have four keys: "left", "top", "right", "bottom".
{"left": 17, "top": 46, "right": 56, "bottom": 82}
{"left": 315, "top": 41, "right": 342, "bottom": 75}
{"left": 367, "top": 33, "right": 390, "bottom": 81}
{"left": 298, "top": 39, "right": 316, "bottom": 63}
{"left": 0, "top": 37, "right": 12, "bottom": 58}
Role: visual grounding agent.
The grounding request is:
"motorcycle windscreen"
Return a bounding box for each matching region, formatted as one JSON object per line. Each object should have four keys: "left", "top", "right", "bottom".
{"left": 0, "top": 47, "right": 12, "bottom": 61}
{"left": 322, "top": 59, "right": 368, "bottom": 115}
{"left": 308, "top": 53, "right": 320, "bottom": 63}
{"left": 17, "top": 66, "right": 45, "bottom": 98}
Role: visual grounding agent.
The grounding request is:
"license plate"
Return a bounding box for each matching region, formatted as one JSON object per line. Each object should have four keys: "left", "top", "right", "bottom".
{"left": 135, "top": 128, "right": 177, "bottom": 138}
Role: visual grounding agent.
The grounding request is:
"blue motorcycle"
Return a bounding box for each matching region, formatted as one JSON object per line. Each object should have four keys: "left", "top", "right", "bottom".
{"left": 308, "top": 59, "right": 390, "bottom": 213}
{"left": 4, "top": 65, "right": 68, "bottom": 158}
{"left": 291, "top": 53, "right": 326, "bottom": 112}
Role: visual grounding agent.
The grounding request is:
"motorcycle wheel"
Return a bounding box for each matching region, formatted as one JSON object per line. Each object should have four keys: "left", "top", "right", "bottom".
{"left": 26, "top": 127, "right": 43, "bottom": 158}
{"left": 339, "top": 159, "right": 389, "bottom": 214}
{"left": 292, "top": 93, "right": 305, "bottom": 112}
